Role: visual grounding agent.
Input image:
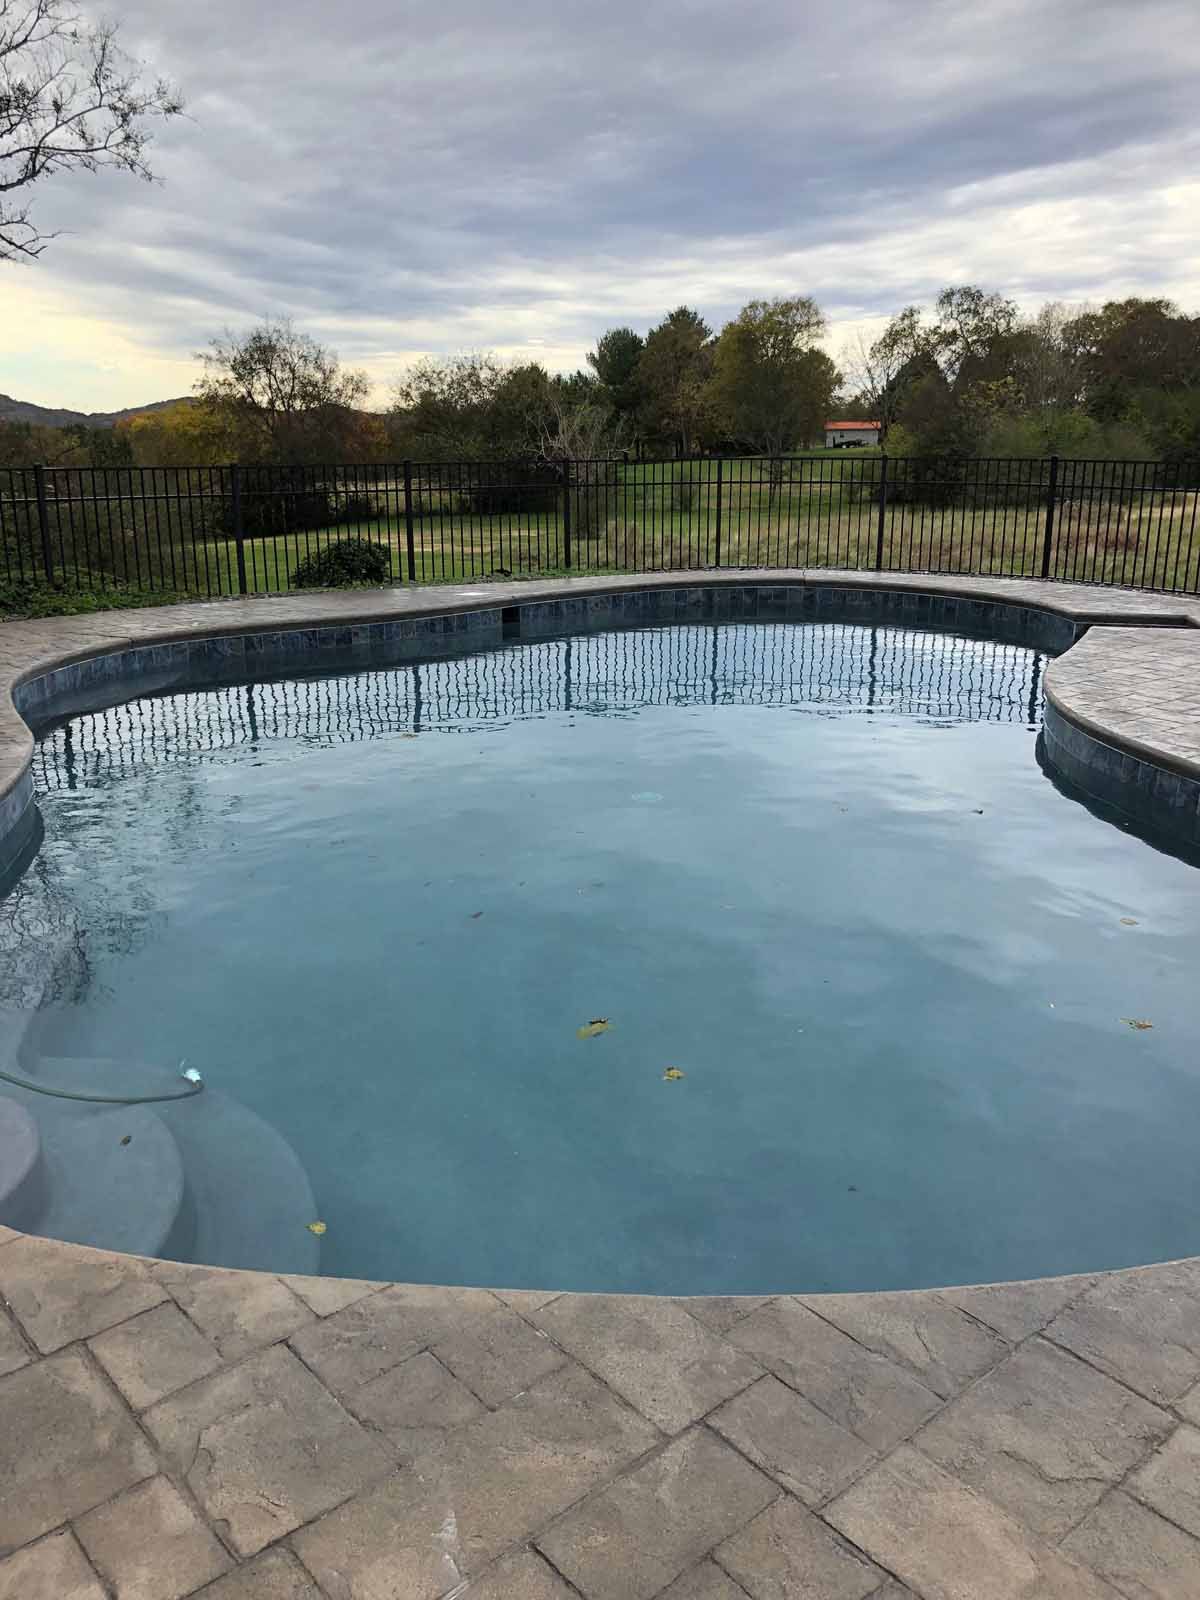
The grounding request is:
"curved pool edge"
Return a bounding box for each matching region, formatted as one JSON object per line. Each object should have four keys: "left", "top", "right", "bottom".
{"left": 4, "top": 571, "right": 1200, "bottom": 1593}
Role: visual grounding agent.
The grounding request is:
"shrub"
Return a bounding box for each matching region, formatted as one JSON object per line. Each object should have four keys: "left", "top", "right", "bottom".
{"left": 290, "top": 538, "right": 393, "bottom": 589}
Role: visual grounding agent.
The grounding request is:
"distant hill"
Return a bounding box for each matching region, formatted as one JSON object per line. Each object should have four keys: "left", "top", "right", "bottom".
{"left": 0, "top": 394, "right": 193, "bottom": 429}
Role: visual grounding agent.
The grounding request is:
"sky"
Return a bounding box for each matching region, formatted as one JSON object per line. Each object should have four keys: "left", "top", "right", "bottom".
{"left": 4, "top": 0, "right": 1200, "bottom": 412}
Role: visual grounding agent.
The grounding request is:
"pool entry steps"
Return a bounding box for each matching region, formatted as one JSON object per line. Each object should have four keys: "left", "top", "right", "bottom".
{"left": 0, "top": 1044, "right": 319, "bottom": 1273}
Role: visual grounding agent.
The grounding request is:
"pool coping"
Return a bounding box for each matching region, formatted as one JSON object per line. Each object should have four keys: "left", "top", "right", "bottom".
{"left": 3, "top": 569, "right": 1200, "bottom": 1598}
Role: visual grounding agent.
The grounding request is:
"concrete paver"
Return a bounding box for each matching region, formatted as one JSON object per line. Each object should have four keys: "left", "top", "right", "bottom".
{"left": 342, "top": 1348, "right": 486, "bottom": 1462}
{"left": 800, "top": 1290, "right": 1010, "bottom": 1401}
{"left": 74, "top": 1475, "right": 232, "bottom": 1600}
{"left": 152, "top": 1263, "right": 314, "bottom": 1364}
{"left": 726, "top": 1298, "right": 942, "bottom": 1451}
{"left": 532, "top": 1293, "right": 764, "bottom": 1434}
{"left": 1061, "top": 1489, "right": 1200, "bottom": 1599}
{"left": 294, "top": 1362, "right": 659, "bottom": 1597}
{"left": 715, "top": 1495, "right": 884, "bottom": 1600}
{"left": 432, "top": 1298, "right": 565, "bottom": 1407}
{"left": 825, "top": 1446, "right": 1121, "bottom": 1600}
{"left": 1126, "top": 1425, "right": 1200, "bottom": 1542}
{"left": 914, "top": 1337, "right": 1173, "bottom": 1540}
{"left": 1043, "top": 1259, "right": 1200, "bottom": 1406}
{"left": 709, "top": 1374, "right": 877, "bottom": 1507}
{"left": 143, "top": 1343, "right": 392, "bottom": 1557}
{"left": 940, "top": 1272, "right": 1094, "bottom": 1343}
{"left": 0, "top": 1529, "right": 106, "bottom": 1600}
{"left": 88, "top": 1300, "right": 222, "bottom": 1410}
{"left": 190, "top": 1549, "right": 322, "bottom": 1599}
{"left": 537, "top": 1427, "right": 778, "bottom": 1600}
{"left": 287, "top": 1281, "right": 500, "bottom": 1395}
{"left": 0, "top": 1347, "right": 156, "bottom": 1552}
{"left": 0, "top": 1236, "right": 166, "bottom": 1353}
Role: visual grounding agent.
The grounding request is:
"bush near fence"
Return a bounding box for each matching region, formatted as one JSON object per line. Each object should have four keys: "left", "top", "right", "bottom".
{"left": 2, "top": 453, "right": 1198, "bottom": 607}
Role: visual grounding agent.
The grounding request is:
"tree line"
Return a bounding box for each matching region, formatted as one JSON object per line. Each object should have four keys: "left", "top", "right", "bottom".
{"left": 3, "top": 286, "right": 1198, "bottom": 474}
{"left": 843, "top": 288, "right": 1200, "bottom": 466}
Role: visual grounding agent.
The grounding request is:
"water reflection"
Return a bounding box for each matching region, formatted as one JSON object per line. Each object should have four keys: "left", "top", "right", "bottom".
{"left": 33, "top": 621, "right": 1044, "bottom": 791}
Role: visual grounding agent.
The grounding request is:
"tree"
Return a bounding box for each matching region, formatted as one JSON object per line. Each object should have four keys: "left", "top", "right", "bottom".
{"left": 636, "top": 306, "right": 714, "bottom": 455}
{"left": 1063, "top": 298, "right": 1200, "bottom": 420}
{"left": 841, "top": 306, "right": 930, "bottom": 438}
{"left": 586, "top": 328, "right": 644, "bottom": 425}
{"left": 117, "top": 398, "right": 240, "bottom": 466}
{"left": 1, "top": 0, "right": 183, "bottom": 261}
{"left": 196, "top": 320, "right": 370, "bottom": 462}
{"left": 709, "top": 296, "right": 837, "bottom": 457}
{"left": 387, "top": 353, "right": 564, "bottom": 461}
{"left": 932, "top": 286, "right": 1018, "bottom": 379}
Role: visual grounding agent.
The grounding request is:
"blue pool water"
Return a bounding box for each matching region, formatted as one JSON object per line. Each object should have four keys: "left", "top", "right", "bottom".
{"left": 7, "top": 619, "right": 1200, "bottom": 1293}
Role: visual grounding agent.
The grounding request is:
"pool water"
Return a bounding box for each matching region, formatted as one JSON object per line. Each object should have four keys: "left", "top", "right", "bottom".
{"left": 8, "top": 619, "right": 1200, "bottom": 1294}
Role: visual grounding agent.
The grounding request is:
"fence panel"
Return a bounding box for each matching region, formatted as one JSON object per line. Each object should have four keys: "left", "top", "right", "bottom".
{"left": 1, "top": 454, "right": 1197, "bottom": 600}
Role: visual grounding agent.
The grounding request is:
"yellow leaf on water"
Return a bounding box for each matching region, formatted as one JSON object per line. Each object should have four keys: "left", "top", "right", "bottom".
{"left": 577, "top": 1018, "right": 611, "bottom": 1040}
{"left": 1121, "top": 1018, "right": 1154, "bottom": 1031}
{"left": 307, "top": 1220, "right": 327, "bottom": 1235}
{"left": 663, "top": 1067, "right": 685, "bottom": 1081}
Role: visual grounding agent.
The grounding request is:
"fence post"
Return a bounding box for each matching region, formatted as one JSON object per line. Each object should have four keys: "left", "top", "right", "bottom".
{"left": 230, "top": 463, "right": 248, "bottom": 596}
{"left": 874, "top": 452, "right": 889, "bottom": 571}
{"left": 1040, "top": 453, "right": 1060, "bottom": 579}
{"left": 561, "top": 457, "right": 572, "bottom": 569}
{"left": 714, "top": 456, "right": 724, "bottom": 567}
{"left": 33, "top": 464, "right": 57, "bottom": 586}
{"left": 403, "top": 461, "right": 417, "bottom": 582}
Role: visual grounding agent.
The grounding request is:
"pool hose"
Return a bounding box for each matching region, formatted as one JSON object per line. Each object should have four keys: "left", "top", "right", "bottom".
{"left": 0, "top": 1061, "right": 204, "bottom": 1105}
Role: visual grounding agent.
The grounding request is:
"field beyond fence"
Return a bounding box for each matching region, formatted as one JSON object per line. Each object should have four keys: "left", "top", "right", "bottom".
{"left": 3, "top": 453, "right": 1199, "bottom": 603}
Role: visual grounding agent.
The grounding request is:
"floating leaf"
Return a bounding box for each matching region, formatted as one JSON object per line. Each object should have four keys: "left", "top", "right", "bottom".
{"left": 307, "top": 1220, "right": 327, "bottom": 1235}
{"left": 577, "top": 1018, "right": 611, "bottom": 1040}
{"left": 663, "top": 1066, "right": 685, "bottom": 1081}
{"left": 1121, "top": 1018, "right": 1154, "bottom": 1031}
{"left": 1120, "top": 918, "right": 1139, "bottom": 926}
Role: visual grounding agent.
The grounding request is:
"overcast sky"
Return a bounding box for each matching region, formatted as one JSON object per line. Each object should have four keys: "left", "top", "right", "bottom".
{"left": 4, "top": 0, "right": 1199, "bottom": 410}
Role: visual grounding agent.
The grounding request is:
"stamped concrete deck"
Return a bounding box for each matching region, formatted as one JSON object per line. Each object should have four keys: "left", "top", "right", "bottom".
{"left": 3, "top": 571, "right": 1200, "bottom": 1599}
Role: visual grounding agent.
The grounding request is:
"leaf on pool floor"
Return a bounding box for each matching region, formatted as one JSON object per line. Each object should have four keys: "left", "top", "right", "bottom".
{"left": 1121, "top": 1018, "right": 1154, "bottom": 1030}
{"left": 577, "top": 1019, "right": 611, "bottom": 1039}
{"left": 663, "top": 1066, "right": 685, "bottom": 1081}
{"left": 1120, "top": 917, "right": 1139, "bottom": 926}
{"left": 307, "top": 1220, "right": 328, "bottom": 1235}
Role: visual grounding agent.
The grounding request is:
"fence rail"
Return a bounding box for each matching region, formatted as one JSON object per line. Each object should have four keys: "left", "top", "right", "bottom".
{"left": 2, "top": 453, "right": 1199, "bottom": 600}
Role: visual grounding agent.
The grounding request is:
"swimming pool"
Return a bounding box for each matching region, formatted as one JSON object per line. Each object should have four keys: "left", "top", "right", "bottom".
{"left": 6, "top": 615, "right": 1200, "bottom": 1293}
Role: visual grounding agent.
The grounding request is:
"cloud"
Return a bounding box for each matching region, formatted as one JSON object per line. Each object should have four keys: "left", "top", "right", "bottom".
{"left": 4, "top": 0, "right": 1199, "bottom": 409}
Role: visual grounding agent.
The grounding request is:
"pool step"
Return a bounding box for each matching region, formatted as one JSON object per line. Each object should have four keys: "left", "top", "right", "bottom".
{"left": 0, "top": 1093, "right": 186, "bottom": 1258}
{"left": 0, "top": 1097, "right": 44, "bottom": 1232}
{"left": 17, "top": 1058, "right": 319, "bottom": 1275}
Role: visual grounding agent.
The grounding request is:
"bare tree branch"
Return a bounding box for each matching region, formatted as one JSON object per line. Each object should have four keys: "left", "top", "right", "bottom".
{"left": 0, "top": 0, "right": 182, "bottom": 260}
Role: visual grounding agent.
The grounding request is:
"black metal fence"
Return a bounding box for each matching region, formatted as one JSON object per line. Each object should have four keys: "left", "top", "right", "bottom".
{"left": 2, "top": 453, "right": 1198, "bottom": 599}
